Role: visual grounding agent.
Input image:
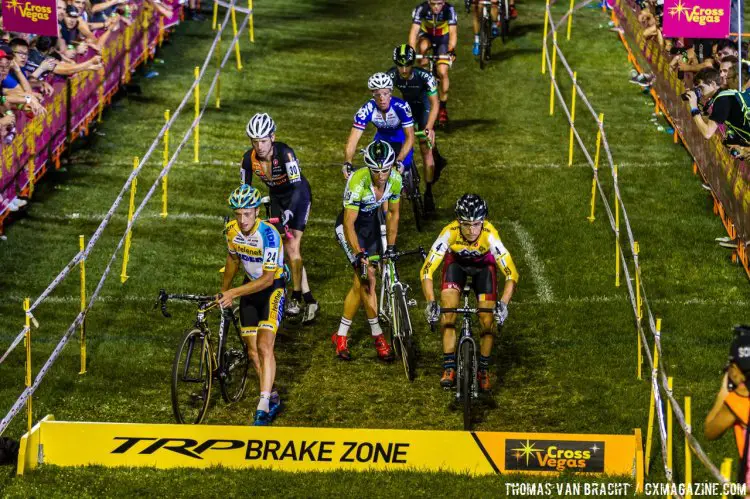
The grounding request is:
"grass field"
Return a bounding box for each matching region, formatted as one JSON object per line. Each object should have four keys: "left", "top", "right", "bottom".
{"left": 2, "top": 0, "right": 750, "bottom": 494}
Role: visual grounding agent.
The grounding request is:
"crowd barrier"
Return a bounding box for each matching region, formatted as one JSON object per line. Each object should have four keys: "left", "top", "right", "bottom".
{"left": 543, "top": 0, "right": 741, "bottom": 495}
{"left": 612, "top": 0, "right": 750, "bottom": 280}
{"left": 0, "top": 0, "right": 251, "bottom": 438}
{"left": 0, "top": 0, "right": 181, "bottom": 233}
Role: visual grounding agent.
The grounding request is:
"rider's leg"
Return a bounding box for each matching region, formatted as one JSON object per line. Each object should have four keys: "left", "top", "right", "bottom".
{"left": 256, "top": 326, "right": 277, "bottom": 412}
{"left": 491, "top": 0, "right": 499, "bottom": 26}
{"left": 472, "top": 2, "right": 481, "bottom": 37}
{"left": 417, "top": 37, "right": 431, "bottom": 67}
{"left": 360, "top": 262, "right": 380, "bottom": 334}
{"left": 241, "top": 328, "right": 261, "bottom": 379}
{"left": 338, "top": 274, "right": 361, "bottom": 336}
{"left": 285, "top": 230, "right": 304, "bottom": 301}
{"left": 437, "top": 63, "right": 450, "bottom": 109}
{"left": 477, "top": 302, "right": 496, "bottom": 357}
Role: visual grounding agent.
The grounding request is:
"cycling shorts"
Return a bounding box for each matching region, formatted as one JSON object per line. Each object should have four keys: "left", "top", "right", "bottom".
{"left": 417, "top": 33, "right": 453, "bottom": 66}
{"left": 269, "top": 177, "right": 312, "bottom": 232}
{"left": 408, "top": 99, "right": 431, "bottom": 131}
{"left": 376, "top": 133, "right": 414, "bottom": 171}
{"left": 334, "top": 210, "right": 385, "bottom": 265}
{"left": 441, "top": 252, "right": 498, "bottom": 302}
{"left": 239, "top": 278, "right": 286, "bottom": 336}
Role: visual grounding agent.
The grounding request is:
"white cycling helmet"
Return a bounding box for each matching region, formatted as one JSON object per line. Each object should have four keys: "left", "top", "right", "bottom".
{"left": 367, "top": 72, "right": 393, "bottom": 91}
{"left": 246, "top": 112, "right": 276, "bottom": 139}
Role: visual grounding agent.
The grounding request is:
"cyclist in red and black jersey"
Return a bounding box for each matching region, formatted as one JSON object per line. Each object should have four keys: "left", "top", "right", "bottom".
{"left": 241, "top": 113, "right": 318, "bottom": 324}
{"left": 409, "top": 0, "right": 458, "bottom": 126}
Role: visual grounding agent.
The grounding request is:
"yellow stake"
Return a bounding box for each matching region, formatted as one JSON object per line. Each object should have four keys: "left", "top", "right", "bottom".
{"left": 231, "top": 8, "right": 243, "bottom": 70}
{"left": 161, "top": 110, "right": 170, "bottom": 218}
{"left": 27, "top": 155, "right": 35, "bottom": 197}
{"left": 120, "top": 157, "right": 138, "bottom": 283}
{"left": 541, "top": 0, "right": 550, "bottom": 74}
{"left": 685, "top": 396, "right": 692, "bottom": 499}
{"left": 549, "top": 32, "right": 557, "bottom": 116}
{"left": 594, "top": 113, "right": 604, "bottom": 169}
{"left": 566, "top": 0, "right": 575, "bottom": 40}
{"left": 644, "top": 343, "right": 659, "bottom": 475}
{"left": 588, "top": 115, "right": 603, "bottom": 223}
{"left": 97, "top": 67, "right": 105, "bottom": 123}
{"left": 568, "top": 71, "right": 577, "bottom": 167}
{"left": 212, "top": 0, "right": 218, "bottom": 30}
{"left": 667, "top": 377, "right": 673, "bottom": 499}
{"left": 79, "top": 235, "right": 87, "bottom": 374}
{"left": 249, "top": 0, "right": 254, "bottom": 42}
{"left": 216, "top": 33, "right": 222, "bottom": 109}
{"left": 721, "top": 458, "right": 732, "bottom": 499}
{"left": 194, "top": 67, "right": 200, "bottom": 164}
{"left": 24, "top": 297, "right": 32, "bottom": 433}
{"left": 615, "top": 165, "right": 620, "bottom": 287}
{"left": 637, "top": 326, "right": 642, "bottom": 380}
{"left": 635, "top": 241, "right": 642, "bottom": 322}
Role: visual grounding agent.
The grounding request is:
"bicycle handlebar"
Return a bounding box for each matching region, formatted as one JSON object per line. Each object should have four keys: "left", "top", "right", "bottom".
{"left": 384, "top": 246, "right": 427, "bottom": 261}
{"left": 156, "top": 289, "right": 219, "bottom": 318}
{"left": 415, "top": 54, "right": 453, "bottom": 61}
{"left": 439, "top": 307, "right": 496, "bottom": 314}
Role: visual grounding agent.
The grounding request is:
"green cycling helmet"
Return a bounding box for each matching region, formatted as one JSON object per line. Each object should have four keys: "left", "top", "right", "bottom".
{"left": 228, "top": 184, "right": 262, "bottom": 209}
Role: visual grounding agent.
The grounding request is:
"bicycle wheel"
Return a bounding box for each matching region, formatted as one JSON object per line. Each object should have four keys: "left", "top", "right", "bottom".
{"left": 479, "top": 17, "right": 491, "bottom": 69}
{"left": 500, "top": 6, "right": 510, "bottom": 44}
{"left": 409, "top": 171, "right": 424, "bottom": 232}
{"left": 219, "top": 320, "right": 250, "bottom": 403}
{"left": 171, "top": 328, "right": 212, "bottom": 424}
{"left": 459, "top": 340, "right": 474, "bottom": 430}
{"left": 394, "top": 285, "right": 416, "bottom": 381}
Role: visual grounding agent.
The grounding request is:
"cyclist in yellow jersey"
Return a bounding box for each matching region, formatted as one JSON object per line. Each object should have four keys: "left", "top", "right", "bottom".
{"left": 219, "top": 184, "right": 285, "bottom": 427}
{"left": 421, "top": 194, "right": 518, "bottom": 391}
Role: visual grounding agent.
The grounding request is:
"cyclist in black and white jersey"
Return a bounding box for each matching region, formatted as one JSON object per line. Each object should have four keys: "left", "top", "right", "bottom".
{"left": 387, "top": 44, "right": 448, "bottom": 214}
{"left": 241, "top": 113, "right": 318, "bottom": 324}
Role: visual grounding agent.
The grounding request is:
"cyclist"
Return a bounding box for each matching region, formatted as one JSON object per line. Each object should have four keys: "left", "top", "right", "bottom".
{"left": 241, "top": 113, "right": 318, "bottom": 324}
{"left": 333, "top": 141, "right": 402, "bottom": 362}
{"left": 387, "top": 44, "right": 448, "bottom": 214}
{"left": 344, "top": 73, "right": 415, "bottom": 180}
{"left": 467, "top": 0, "right": 517, "bottom": 55}
{"left": 219, "top": 184, "right": 286, "bottom": 426}
{"left": 408, "top": 0, "right": 458, "bottom": 126}
{"left": 421, "top": 194, "right": 518, "bottom": 391}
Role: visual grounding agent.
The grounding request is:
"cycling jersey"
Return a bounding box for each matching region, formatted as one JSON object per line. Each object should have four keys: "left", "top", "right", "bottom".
{"left": 353, "top": 97, "right": 414, "bottom": 143}
{"left": 386, "top": 67, "right": 438, "bottom": 104}
{"left": 226, "top": 219, "right": 285, "bottom": 281}
{"left": 343, "top": 167, "right": 403, "bottom": 216}
{"left": 412, "top": 2, "right": 458, "bottom": 37}
{"left": 421, "top": 220, "right": 519, "bottom": 282}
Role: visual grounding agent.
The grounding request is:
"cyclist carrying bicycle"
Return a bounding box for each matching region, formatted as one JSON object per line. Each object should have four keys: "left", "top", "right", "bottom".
{"left": 219, "top": 184, "right": 286, "bottom": 426}
{"left": 241, "top": 113, "right": 318, "bottom": 324}
{"left": 408, "top": 0, "right": 457, "bottom": 126}
{"left": 421, "top": 194, "right": 518, "bottom": 391}
{"left": 387, "top": 44, "right": 448, "bottom": 214}
{"left": 333, "top": 141, "right": 402, "bottom": 362}
{"left": 467, "top": 0, "right": 517, "bottom": 55}
{"left": 344, "top": 73, "right": 415, "bottom": 181}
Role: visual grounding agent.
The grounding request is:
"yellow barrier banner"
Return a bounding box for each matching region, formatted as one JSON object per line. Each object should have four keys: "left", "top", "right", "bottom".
{"left": 18, "top": 418, "right": 640, "bottom": 481}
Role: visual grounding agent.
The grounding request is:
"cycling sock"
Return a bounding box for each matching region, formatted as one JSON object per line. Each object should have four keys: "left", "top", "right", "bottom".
{"left": 479, "top": 355, "right": 491, "bottom": 372}
{"left": 443, "top": 353, "right": 456, "bottom": 370}
{"left": 440, "top": 100, "right": 447, "bottom": 110}
{"left": 368, "top": 317, "right": 383, "bottom": 336}
{"left": 337, "top": 317, "right": 352, "bottom": 337}
{"left": 292, "top": 290, "right": 302, "bottom": 302}
{"left": 425, "top": 182, "right": 433, "bottom": 194}
{"left": 303, "top": 291, "right": 316, "bottom": 304}
{"left": 474, "top": 34, "right": 480, "bottom": 43}
{"left": 258, "top": 392, "right": 271, "bottom": 412}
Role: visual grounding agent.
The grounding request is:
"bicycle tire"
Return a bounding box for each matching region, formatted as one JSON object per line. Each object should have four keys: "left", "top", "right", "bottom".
{"left": 171, "top": 328, "right": 212, "bottom": 424}
{"left": 460, "top": 340, "right": 474, "bottom": 430}
{"left": 409, "top": 172, "right": 424, "bottom": 232}
{"left": 500, "top": 10, "right": 510, "bottom": 44}
{"left": 394, "top": 285, "right": 416, "bottom": 381}
{"left": 218, "top": 319, "right": 250, "bottom": 403}
{"left": 479, "top": 17, "right": 490, "bottom": 69}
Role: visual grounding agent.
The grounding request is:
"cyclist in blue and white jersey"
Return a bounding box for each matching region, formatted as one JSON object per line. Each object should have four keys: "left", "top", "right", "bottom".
{"left": 343, "top": 72, "right": 415, "bottom": 180}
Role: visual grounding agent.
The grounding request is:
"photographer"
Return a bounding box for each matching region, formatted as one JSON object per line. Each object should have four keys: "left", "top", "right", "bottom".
{"left": 686, "top": 68, "right": 750, "bottom": 147}
{"left": 705, "top": 326, "right": 750, "bottom": 490}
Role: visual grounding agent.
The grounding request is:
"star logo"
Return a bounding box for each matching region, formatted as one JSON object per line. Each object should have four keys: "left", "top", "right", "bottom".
{"left": 668, "top": 0, "right": 690, "bottom": 20}
{"left": 4, "top": 0, "right": 21, "bottom": 14}
{"left": 510, "top": 440, "right": 541, "bottom": 467}
{"left": 590, "top": 444, "right": 600, "bottom": 453}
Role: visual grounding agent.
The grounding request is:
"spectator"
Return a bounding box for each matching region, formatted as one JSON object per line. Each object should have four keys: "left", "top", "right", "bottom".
{"left": 716, "top": 39, "right": 739, "bottom": 64}
{"left": 57, "top": 5, "right": 104, "bottom": 60}
{"left": 705, "top": 326, "right": 750, "bottom": 491}
{"left": 638, "top": 8, "right": 663, "bottom": 49}
{"left": 687, "top": 68, "right": 750, "bottom": 147}
{"left": 10, "top": 38, "right": 54, "bottom": 97}
{"left": 720, "top": 56, "right": 740, "bottom": 90}
{"left": 0, "top": 44, "right": 45, "bottom": 117}
{"left": 185, "top": 0, "right": 205, "bottom": 21}
{"left": 671, "top": 39, "right": 716, "bottom": 75}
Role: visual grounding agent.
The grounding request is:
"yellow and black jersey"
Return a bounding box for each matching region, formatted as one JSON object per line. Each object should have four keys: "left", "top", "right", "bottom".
{"left": 412, "top": 2, "right": 458, "bottom": 37}
{"left": 226, "top": 219, "right": 284, "bottom": 281}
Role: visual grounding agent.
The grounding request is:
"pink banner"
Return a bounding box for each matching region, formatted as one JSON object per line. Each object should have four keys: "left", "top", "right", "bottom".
{"left": 1, "top": 0, "right": 59, "bottom": 37}
{"left": 662, "top": 0, "right": 730, "bottom": 38}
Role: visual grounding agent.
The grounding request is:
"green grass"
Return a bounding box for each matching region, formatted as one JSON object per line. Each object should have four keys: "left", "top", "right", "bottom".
{"left": 1, "top": 0, "right": 749, "bottom": 494}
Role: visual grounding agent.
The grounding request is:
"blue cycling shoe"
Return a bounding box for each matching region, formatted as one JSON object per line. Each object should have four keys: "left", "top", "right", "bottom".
{"left": 472, "top": 42, "right": 480, "bottom": 56}
{"left": 268, "top": 399, "right": 283, "bottom": 421}
{"left": 252, "top": 410, "right": 271, "bottom": 426}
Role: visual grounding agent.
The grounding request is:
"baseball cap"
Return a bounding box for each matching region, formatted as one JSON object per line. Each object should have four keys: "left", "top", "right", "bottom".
{"left": 0, "top": 44, "right": 14, "bottom": 60}
{"left": 65, "top": 5, "right": 80, "bottom": 17}
{"left": 729, "top": 325, "right": 750, "bottom": 373}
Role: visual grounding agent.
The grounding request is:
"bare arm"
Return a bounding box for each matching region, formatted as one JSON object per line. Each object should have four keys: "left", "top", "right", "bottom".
{"left": 408, "top": 23, "right": 421, "bottom": 51}
{"left": 448, "top": 25, "right": 457, "bottom": 53}
{"left": 385, "top": 199, "right": 399, "bottom": 247}
{"left": 221, "top": 253, "right": 239, "bottom": 291}
{"left": 343, "top": 208, "right": 361, "bottom": 255}
{"left": 344, "top": 127, "right": 364, "bottom": 164}
{"left": 398, "top": 126, "right": 414, "bottom": 163}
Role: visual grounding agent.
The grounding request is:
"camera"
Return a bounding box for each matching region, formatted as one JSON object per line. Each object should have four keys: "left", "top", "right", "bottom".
{"left": 680, "top": 87, "right": 702, "bottom": 102}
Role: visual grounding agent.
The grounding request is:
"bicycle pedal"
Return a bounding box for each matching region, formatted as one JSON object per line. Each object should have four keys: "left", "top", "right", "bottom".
{"left": 407, "top": 298, "right": 417, "bottom": 308}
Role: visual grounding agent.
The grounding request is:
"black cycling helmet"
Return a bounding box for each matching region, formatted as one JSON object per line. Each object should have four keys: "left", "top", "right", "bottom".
{"left": 455, "top": 194, "right": 488, "bottom": 222}
{"left": 393, "top": 44, "right": 416, "bottom": 67}
{"left": 363, "top": 140, "right": 396, "bottom": 171}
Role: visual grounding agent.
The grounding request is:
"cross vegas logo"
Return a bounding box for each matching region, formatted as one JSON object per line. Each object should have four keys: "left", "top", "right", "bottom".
{"left": 4, "top": 0, "right": 52, "bottom": 22}
{"left": 504, "top": 439, "right": 605, "bottom": 473}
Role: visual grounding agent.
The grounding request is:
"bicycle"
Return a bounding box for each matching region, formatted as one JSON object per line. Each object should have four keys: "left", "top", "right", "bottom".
{"left": 401, "top": 144, "right": 426, "bottom": 233}
{"left": 497, "top": 0, "right": 511, "bottom": 44}
{"left": 379, "top": 247, "right": 426, "bottom": 381}
{"left": 434, "top": 282, "right": 500, "bottom": 430}
{"left": 477, "top": 0, "right": 494, "bottom": 69}
{"left": 157, "top": 289, "right": 250, "bottom": 424}
{"left": 415, "top": 53, "right": 453, "bottom": 79}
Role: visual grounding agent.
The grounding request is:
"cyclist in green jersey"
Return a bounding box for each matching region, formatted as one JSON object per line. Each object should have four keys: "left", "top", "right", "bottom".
{"left": 332, "top": 141, "right": 402, "bottom": 362}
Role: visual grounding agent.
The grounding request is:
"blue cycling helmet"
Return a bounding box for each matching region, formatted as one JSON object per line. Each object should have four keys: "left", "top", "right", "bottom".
{"left": 228, "top": 184, "right": 262, "bottom": 210}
